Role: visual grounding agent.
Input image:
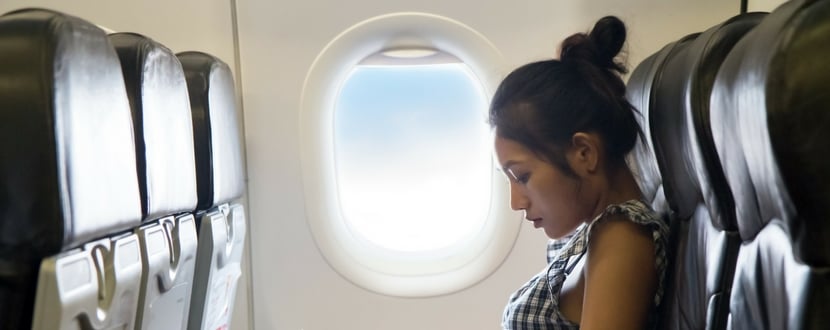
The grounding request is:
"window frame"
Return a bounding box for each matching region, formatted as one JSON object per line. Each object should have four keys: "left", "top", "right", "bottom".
{"left": 299, "top": 12, "right": 520, "bottom": 297}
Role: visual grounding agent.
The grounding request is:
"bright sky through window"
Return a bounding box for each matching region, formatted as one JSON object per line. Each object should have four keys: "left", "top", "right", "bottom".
{"left": 334, "top": 63, "right": 492, "bottom": 252}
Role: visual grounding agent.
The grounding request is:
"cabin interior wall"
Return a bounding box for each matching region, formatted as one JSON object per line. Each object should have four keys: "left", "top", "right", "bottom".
{"left": 235, "top": 0, "right": 740, "bottom": 329}
{"left": 0, "top": 0, "right": 758, "bottom": 329}
{"left": 748, "top": 0, "right": 789, "bottom": 12}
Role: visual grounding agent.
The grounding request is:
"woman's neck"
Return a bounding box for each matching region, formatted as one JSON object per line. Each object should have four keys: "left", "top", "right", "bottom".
{"left": 587, "top": 164, "right": 643, "bottom": 221}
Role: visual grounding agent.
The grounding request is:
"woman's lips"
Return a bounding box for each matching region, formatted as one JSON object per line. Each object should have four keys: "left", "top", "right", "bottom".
{"left": 528, "top": 218, "right": 542, "bottom": 228}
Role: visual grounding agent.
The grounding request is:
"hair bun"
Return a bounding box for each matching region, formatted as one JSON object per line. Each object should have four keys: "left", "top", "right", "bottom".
{"left": 560, "top": 16, "right": 628, "bottom": 74}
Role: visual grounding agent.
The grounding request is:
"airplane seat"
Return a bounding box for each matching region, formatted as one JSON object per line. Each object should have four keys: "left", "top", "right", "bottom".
{"left": 627, "top": 34, "right": 704, "bottom": 329}
{"left": 626, "top": 42, "right": 674, "bottom": 217}
{"left": 710, "top": 0, "right": 830, "bottom": 329}
{"left": 109, "top": 32, "right": 200, "bottom": 330}
{"left": 0, "top": 8, "right": 143, "bottom": 329}
{"left": 646, "top": 13, "right": 765, "bottom": 330}
{"left": 625, "top": 37, "right": 678, "bottom": 313}
{"left": 177, "top": 51, "right": 247, "bottom": 330}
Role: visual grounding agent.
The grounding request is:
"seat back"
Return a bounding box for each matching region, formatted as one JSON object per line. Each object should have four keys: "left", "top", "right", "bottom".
{"left": 647, "top": 13, "right": 764, "bottom": 330}
{"left": 0, "top": 8, "right": 142, "bottom": 329}
{"left": 109, "top": 32, "right": 198, "bottom": 221}
{"left": 178, "top": 52, "right": 245, "bottom": 211}
{"left": 711, "top": 0, "right": 830, "bottom": 328}
{"left": 627, "top": 41, "right": 674, "bottom": 216}
{"left": 178, "top": 51, "right": 247, "bottom": 330}
{"left": 627, "top": 36, "right": 688, "bottom": 330}
{"left": 110, "top": 32, "right": 200, "bottom": 330}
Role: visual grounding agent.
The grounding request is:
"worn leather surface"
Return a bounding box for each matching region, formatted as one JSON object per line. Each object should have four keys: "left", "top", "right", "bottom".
{"left": 648, "top": 32, "right": 726, "bottom": 330}
{"left": 628, "top": 12, "right": 766, "bottom": 330}
{"left": 177, "top": 52, "right": 245, "bottom": 210}
{"left": 649, "top": 13, "right": 764, "bottom": 330}
{"left": 110, "top": 32, "right": 198, "bottom": 221}
{"left": 627, "top": 42, "right": 672, "bottom": 216}
{"left": 0, "top": 8, "right": 141, "bottom": 260}
{"left": 713, "top": 0, "right": 830, "bottom": 263}
{"left": 711, "top": 0, "right": 830, "bottom": 328}
{"left": 0, "top": 8, "right": 141, "bottom": 329}
{"left": 687, "top": 13, "right": 766, "bottom": 231}
{"left": 763, "top": 0, "right": 830, "bottom": 267}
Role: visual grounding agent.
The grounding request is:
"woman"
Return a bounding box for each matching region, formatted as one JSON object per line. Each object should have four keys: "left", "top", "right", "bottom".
{"left": 492, "top": 16, "right": 669, "bottom": 329}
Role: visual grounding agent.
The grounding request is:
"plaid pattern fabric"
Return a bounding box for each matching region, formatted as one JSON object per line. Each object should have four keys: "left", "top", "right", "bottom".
{"left": 546, "top": 234, "right": 574, "bottom": 265}
{"left": 502, "top": 200, "right": 669, "bottom": 329}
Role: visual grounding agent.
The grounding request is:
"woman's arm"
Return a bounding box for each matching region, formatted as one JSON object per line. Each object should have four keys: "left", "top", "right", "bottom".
{"left": 580, "top": 215, "right": 658, "bottom": 330}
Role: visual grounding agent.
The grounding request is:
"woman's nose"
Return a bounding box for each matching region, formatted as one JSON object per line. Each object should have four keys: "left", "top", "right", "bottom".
{"left": 509, "top": 183, "right": 528, "bottom": 211}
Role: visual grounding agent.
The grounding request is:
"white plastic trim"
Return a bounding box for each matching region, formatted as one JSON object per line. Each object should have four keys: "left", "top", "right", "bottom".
{"left": 299, "top": 12, "right": 521, "bottom": 297}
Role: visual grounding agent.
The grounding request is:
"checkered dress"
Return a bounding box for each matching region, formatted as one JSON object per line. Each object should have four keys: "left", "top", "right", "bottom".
{"left": 501, "top": 200, "right": 669, "bottom": 329}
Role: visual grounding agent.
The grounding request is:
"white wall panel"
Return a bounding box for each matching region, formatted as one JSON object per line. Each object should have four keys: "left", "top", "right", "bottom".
{"left": 748, "top": 0, "right": 789, "bottom": 12}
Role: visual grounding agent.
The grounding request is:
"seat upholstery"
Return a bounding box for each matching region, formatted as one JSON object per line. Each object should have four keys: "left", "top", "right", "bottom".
{"left": 109, "top": 32, "right": 200, "bottom": 330}
{"left": 178, "top": 52, "right": 245, "bottom": 211}
{"left": 627, "top": 37, "right": 689, "bottom": 329}
{"left": 0, "top": 8, "right": 142, "bottom": 329}
{"left": 627, "top": 41, "right": 675, "bottom": 216}
{"left": 647, "top": 13, "right": 764, "bottom": 330}
{"left": 110, "top": 32, "right": 198, "bottom": 221}
{"left": 0, "top": 7, "right": 141, "bottom": 266}
{"left": 177, "top": 51, "right": 247, "bottom": 330}
{"left": 628, "top": 33, "right": 714, "bottom": 329}
{"left": 710, "top": 0, "right": 830, "bottom": 328}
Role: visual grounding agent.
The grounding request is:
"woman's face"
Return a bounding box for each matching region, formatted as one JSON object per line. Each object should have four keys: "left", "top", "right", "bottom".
{"left": 494, "top": 136, "right": 592, "bottom": 239}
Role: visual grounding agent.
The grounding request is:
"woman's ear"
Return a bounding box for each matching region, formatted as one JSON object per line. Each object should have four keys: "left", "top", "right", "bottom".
{"left": 568, "top": 132, "right": 601, "bottom": 176}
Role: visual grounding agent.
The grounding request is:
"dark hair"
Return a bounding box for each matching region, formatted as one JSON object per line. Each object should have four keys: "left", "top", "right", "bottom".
{"left": 489, "top": 16, "right": 641, "bottom": 175}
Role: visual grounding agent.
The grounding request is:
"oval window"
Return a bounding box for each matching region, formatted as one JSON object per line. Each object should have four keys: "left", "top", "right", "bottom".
{"left": 300, "top": 12, "right": 520, "bottom": 297}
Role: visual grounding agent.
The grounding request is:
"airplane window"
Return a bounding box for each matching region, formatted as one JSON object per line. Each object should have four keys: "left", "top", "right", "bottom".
{"left": 300, "top": 12, "right": 518, "bottom": 297}
{"left": 334, "top": 59, "right": 491, "bottom": 252}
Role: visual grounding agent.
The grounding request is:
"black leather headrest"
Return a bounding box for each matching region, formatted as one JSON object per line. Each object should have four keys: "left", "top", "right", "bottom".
{"left": 644, "top": 33, "right": 699, "bottom": 220}
{"left": 685, "top": 13, "right": 766, "bottom": 231}
{"left": 109, "top": 32, "right": 198, "bottom": 220}
{"left": 0, "top": 8, "right": 141, "bottom": 260}
{"left": 651, "top": 14, "right": 764, "bottom": 230}
{"left": 626, "top": 42, "right": 677, "bottom": 214}
{"left": 177, "top": 52, "right": 245, "bottom": 210}
{"left": 712, "top": 0, "right": 830, "bottom": 266}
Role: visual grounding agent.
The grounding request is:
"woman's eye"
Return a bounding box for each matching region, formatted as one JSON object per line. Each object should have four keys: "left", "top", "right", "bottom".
{"left": 506, "top": 168, "right": 529, "bottom": 184}
{"left": 510, "top": 171, "right": 530, "bottom": 184}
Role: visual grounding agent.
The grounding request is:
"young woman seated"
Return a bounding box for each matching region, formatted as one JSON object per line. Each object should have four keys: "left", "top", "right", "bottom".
{"left": 492, "top": 16, "right": 669, "bottom": 330}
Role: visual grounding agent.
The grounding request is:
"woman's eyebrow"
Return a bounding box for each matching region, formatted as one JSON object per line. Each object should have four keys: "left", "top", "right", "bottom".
{"left": 499, "top": 160, "right": 518, "bottom": 173}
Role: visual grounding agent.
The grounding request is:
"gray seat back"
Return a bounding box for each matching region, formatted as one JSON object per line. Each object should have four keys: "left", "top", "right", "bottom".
{"left": 110, "top": 32, "right": 200, "bottom": 330}
{"left": 647, "top": 13, "right": 764, "bottom": 330}
{"left": 178, "top": 52, "right": 245, "bottom": 211}
{"left": 711, "top": 0, "right": 830, "bottom": 328}
{"left": 178, "top": 51, "right": 247, "bottom": 330}
{"left": 627, "top": 41, "right": 674, "bottom": 216}
{"left": 626, "top": 12, "right": 765, "bottom": 330}
{"left": 0, "top": 8, "right": 142, "bottom": 329}
{"left": 110, "top": 32, "right": 198, "bottom": 221}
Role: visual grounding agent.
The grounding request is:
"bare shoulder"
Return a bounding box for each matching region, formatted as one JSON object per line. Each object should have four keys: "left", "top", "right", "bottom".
{"left": 589, "top": 213, "right": 656, "bottom": 249}
{"left": 579, "top": 213, "right": 658, "bottom": 330}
